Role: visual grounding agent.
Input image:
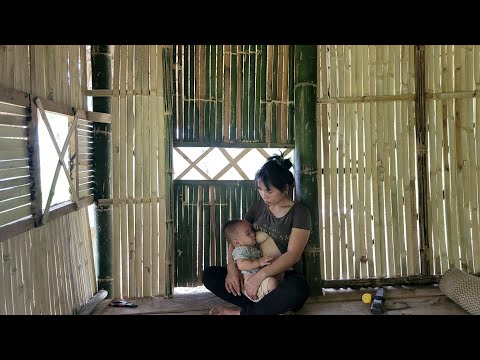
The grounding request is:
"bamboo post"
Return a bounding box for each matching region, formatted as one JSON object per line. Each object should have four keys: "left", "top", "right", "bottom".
{"left": 134, "top": 45, "right": 144, "bottom": 296}
{"left": 150, "top": 45, "right": 159, "bottom": 295}
{"left": 119, "top": 45, "right": 128, "bottom": 296}
{"left": 111, "top": 45, "right": 121, "bottom": 299}
{"left": 294, "top": 45, "right": 322, "bottom": 295}
{"left": 126, "top": 45, "right": 135, "bottom": 296}
{"left": 91, "top": 44, "right": 113, "bottom": 297}
{"left": 414, "top": 45, "right": 430, "bottom": 275}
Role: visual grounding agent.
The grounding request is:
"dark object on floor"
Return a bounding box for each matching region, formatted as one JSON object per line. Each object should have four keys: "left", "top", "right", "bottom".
{"left": 371, "top": 287, "right": 386, "bottom": 314}
{"left": 77, "top": 290, "right": 109, "bottom": 315}
{"left": 109, "top": 299, "right": 138, "bottom": 308}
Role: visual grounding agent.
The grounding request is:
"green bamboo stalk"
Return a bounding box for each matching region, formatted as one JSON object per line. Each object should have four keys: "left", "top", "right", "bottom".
{"left": 230, "top": 46, "right": 238, "bottom": 141}
{"left": 216, "top": 46, "right": 223, "bottom": 143}
{"left": 294, "top": 45, "right": 322, "bottom": 295}
{"left": 91, "top": 44, "right": 113, "bottom": 297}
{"left": 271, "top": 45, "right": 278, "bottom": 143}
{"left": 215, "top": 184, "right": 221, "bottom": 264}
{"left": 242, "top": 45, "right": 249, "bottom": 140}
{"left": 203, "top": 186, "right": 211, "bottom": 268}
{"left": 172, "top": 46, "right": 178, "bottom": 142}
{"left": 189, "top": 185, "right": 196, "bottom": 285}
{"left": 415, "top": 45, "right": 430, "bottom": 275}
{"left": 249, "top": 45, "right": 256, "bottom": 141}
{"left": 210, "top": 45, "right": 217, "bottom": 143}
{"left": 288, "top": 45, "right": 295, "bottom": 143}
{"left": 259, "top": 45, "right": 267, "bottom": 142}
{"left": 183, "top": 46, "right": 190, "bottom": 141}
{"left": 189, "top": 45, "right": 196, "bottom": 141}
{"left": 204, "top": 45, "right": 211, "bottom": 141}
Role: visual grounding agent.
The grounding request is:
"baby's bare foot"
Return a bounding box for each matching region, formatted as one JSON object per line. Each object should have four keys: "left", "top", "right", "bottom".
{"left": 209, "top": 306, "right": 241, "bottom": 315}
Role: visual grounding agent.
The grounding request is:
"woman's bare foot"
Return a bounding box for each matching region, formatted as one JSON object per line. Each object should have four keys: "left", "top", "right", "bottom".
{"left": 209, "top": 306, "right": 241, "bottom": 315}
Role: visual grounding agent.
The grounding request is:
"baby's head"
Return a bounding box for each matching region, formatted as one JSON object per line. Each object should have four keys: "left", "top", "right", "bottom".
{"left": 223, "top": 219, "right": 256, "bottom": 247}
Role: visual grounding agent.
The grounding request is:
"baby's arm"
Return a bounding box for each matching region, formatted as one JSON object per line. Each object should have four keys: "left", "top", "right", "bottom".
{"left": 236, "top": 255, "right": 273, "bottom": 271}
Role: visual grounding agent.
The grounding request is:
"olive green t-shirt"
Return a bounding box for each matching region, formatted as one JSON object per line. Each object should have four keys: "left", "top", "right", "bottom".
{"left": 244, "top": 200, "right": 311, "bottom": 274}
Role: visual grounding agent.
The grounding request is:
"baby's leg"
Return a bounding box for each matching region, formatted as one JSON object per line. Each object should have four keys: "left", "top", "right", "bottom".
{"left": 267, "top": 276, "right": 278, "bottom": 293}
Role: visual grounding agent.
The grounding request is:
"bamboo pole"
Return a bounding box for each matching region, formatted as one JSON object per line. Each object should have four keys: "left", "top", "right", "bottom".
{"left": 295, "top": 45, "right": 322, "bottom": 294}
{"left": 150, "top": 46, "right": 159, "bottom": 295}
{"left": 119, "top": 45, "right": 128, "bottom": 296}
{"left": 134, "top": 45, "right": 143, "bottom": 296}
{"left": 329, "top": 45, "right": 340, "bottom": 280}
{"left": 413, "top": 46, "right": 429, "bottom": 276}
{"left": 351, "top": 45, "right": 362, "bottom": 279}
{"left": 473, "top": 45, "right": 480, "bottom": 272}
{"left": 393, "top": 45, "right": 406, "bottom": 276}
{"left": 368, "top": 45, "right": 381, "bottom": 277}
{"left": 362, "top": 45, "right": 374, "bottom": 278}
{"left": 432, "top": 46, "right": 448, "bottom": 273}
{"left": 216, "top": 45, "right": 224, "bottom": 143}
{"left": 266, "top": 45, "right": 273, "bottom": 144}
{"left": 465, "top": 45, "right": 479, "bottom": 274}
{"left": 223, "top": 45, "right": 231, "bottom": 142}
{"left": 91, "top": 45, "right": 113, "bottom": 296}
{"left": 426, "top": 46, "right": 440, "bottom": 274}
{"left": 127, "top": 45, "right": 135, "bottom": 296}
{"left": 320, "top": 45, "right": 331, "bottom": 280}
{"left": 177, "top": 45, "right": 184, "bottom": 142}
{"left": 336, "top": 45, "right": 346, "bottom": 278}
{"left": 111, "top": 45, "right": 121, "bottom": 299}
{"left": 344, "top": 46, "right": 354, "bottom": 278}
{"left": 142, "top": 45, "right": 152, "bottom": 296}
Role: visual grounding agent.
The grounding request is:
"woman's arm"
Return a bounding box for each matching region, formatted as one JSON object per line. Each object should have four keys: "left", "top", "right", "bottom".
{"left": 258, "top": 228, "right": 310, "bottom": 278}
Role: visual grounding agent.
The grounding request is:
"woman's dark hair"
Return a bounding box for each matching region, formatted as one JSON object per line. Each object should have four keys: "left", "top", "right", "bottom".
{"left": 254, "top": 153, "right": 294, "bottom": 193}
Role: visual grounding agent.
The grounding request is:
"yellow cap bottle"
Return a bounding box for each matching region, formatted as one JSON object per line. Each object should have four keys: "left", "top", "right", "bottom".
{"left": 362, "top": 293, "right": 372, "bottom": 304}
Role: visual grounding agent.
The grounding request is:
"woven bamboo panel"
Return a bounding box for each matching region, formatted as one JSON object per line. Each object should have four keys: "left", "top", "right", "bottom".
{"left": 172, "top": 45, "right": 294, "bottom": 146}
{"left": 110, "top": 45, "right": 174, "bottom": 299}
{"left": 0, "top": 207, "right": 95, "bottom": 315}
{"left": 173, "top": 180, "right": 259, "bottom": 286}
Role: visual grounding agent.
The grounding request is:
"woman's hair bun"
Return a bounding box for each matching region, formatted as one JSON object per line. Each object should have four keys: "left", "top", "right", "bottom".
{"left": 267, "top": 153, "right": 292, "bottom": 170}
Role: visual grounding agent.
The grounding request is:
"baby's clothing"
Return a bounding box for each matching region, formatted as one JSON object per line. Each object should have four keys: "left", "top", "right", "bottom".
{"left": 232, "top": 245, "right": 263, "bottom": 274}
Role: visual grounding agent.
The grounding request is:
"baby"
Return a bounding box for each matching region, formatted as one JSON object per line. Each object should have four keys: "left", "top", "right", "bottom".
{"left": 223, "top": 219, "right": 280, "bottom": 302}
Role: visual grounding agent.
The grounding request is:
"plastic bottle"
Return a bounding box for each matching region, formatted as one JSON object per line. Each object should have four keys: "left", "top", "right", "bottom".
{"left": 370, "top": 287, "right": 386, "bottom": 314}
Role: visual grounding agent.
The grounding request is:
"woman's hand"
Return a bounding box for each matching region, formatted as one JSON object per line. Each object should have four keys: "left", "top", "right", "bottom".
{"left": 243, "top": 271, "right": 265, "bottom": 300}
{"left": 225, "top": 262, "right": 243, "bottom": 296}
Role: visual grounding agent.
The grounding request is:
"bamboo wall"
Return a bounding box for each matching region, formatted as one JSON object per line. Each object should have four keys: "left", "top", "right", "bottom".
{"left": 0, "top": 45, "right": 87, "bottom": 109}
{"left": 317, "top": 45, "right": 480, "bottom": 281}
{"left": 0, "top": 208, "right": 95, "bottom": 314}
{"left": 173, "top": 45, "right": 294, "bottom": 146}
{"left": 0, "top": 45, "right": 96, "bottom": 314}
{"left": 174, "top": 180, "right": 259, "bottom": 286}
{"left": 173, "top": 45, "right": 480, "bottom": 286}
{"left": 425, "top": 45, "right": 480, "bottom": 275}
{"left": 109, "top": 45, "right": 174, "bottom": 299}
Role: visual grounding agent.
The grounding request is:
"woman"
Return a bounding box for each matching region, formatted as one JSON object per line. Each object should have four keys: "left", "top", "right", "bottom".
{"left": 202, "top": 154, "right": 311, "bottom": 315}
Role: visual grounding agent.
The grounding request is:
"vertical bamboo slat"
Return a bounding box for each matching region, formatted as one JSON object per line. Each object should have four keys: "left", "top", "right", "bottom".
{"left": 344, "top": 47, "right": 354, "bottom": 278}
{"left": 158, "top": 47, "right": 167, "bottom": 294}
{"left": 126, "top": 45, "right": 135, "bottom": 296}
{"left": 119, "top": 45, "right": 128, "bottom": 296}
{"left": 465, "top": 45, "right": 479, "bottom": 273}
{"left": 320, "top": 46, "right": 331, "bottom": 279}
{"left": 134, "top": 46, "right": 143, "bottom": 296}
{"left": 336, "top": 45, "right": 346, "bottom": 278}
{"left": 111, "top": 45, "right": 121, "bottom": 299}
{"left": 150, "top": 45, "right": 159, "bottom": 295}
{"left": 142, "top": 45, "right": 152, "bottom": 296}
{"left": 473, "top": 45, "right": 480, "bottom": 272}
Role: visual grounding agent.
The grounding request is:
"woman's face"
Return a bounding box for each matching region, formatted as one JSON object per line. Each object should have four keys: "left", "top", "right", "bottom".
{"left": 256, "top": 179, "right": 285, "bottom": 206}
